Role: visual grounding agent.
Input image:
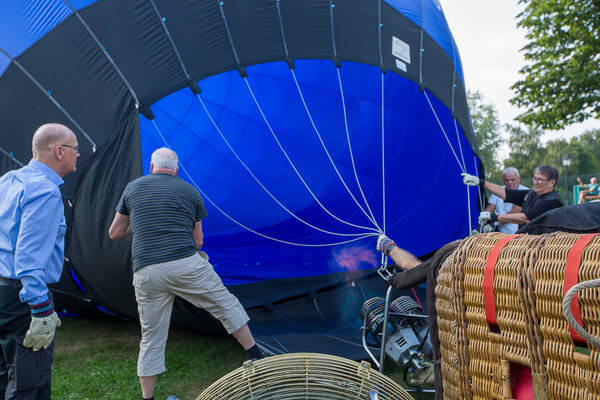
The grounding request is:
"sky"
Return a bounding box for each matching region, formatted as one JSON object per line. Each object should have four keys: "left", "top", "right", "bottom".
{"left": 437, "top": 0, "right": 600, "bottom": 158}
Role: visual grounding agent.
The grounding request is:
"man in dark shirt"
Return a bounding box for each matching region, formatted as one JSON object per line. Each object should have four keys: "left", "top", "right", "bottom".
{"left": 109, "top": 148, "right": 263, "bottom": 400}
{"left": 463, "top": 164, "right": 564, "bottom": 230}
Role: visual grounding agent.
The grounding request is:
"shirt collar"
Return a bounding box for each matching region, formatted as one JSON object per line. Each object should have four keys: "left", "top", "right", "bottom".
{"left": 28, "top": 159, "right": 64, "bottom": 187}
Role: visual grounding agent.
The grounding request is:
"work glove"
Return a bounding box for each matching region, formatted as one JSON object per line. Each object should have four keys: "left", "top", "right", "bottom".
{"left": 461, "top": 172, "right": 484, "bottom": 187}
{"left": 377, "top": 234, "right": 396, "bottom": 256}
{"left": 478, "top": 211, "right": 491, "bottom": 225}
{"left": 482, "top": 224, "right": 494, "bottom": 233}
{"left": 23, "top": 300, "right": 61, "bottom": 351}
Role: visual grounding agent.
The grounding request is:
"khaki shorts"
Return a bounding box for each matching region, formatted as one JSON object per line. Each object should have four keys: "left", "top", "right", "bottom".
{"left": 133, "top": 253, "right": 249, "bottom": 377}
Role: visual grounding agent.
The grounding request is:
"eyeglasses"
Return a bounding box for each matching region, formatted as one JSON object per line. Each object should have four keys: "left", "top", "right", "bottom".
{"left": 60, "top": 144, "right": 81, "bottom": 153}
{"left": 532, "top": 176, "right": 549, "bottom": 183}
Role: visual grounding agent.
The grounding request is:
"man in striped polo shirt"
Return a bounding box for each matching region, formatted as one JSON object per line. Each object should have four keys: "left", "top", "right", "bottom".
{"left": 109, "top": 148, "right": 263, "bottom": 400}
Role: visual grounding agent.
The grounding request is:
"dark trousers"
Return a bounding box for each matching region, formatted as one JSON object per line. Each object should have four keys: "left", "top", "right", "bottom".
{"left": 0, "top": 286, "right": 53, "bottom": 400}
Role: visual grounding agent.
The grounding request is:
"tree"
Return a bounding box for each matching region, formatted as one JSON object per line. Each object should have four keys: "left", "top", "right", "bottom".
{"left": 510, "top": 0, "right": 600, "bottom": 129}
{"left": 467, "top": 90, "right": 503, "bottom": 179}
{"left": 577, "top": 129, "right": 600, "bottom": 163}
{"left": 502, "top": 124, "right": 546, "bottom": 175}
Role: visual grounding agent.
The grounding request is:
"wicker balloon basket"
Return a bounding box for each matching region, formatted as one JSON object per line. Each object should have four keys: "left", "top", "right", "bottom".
{"left": 196, "top": 352, "right": 413, "bottom": 400}
{"left": 436, "top": 232, "right": 600, "bottom": 400}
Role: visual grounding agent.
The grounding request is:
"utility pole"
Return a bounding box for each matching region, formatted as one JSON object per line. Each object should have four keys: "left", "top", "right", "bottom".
{"left": 562, "top": 154, "right": 571, "bottom": 205}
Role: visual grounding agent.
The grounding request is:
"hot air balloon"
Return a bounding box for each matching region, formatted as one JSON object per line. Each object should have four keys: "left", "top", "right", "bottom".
{"left": 0, "top": 0, "right": 480, "bottom": 357}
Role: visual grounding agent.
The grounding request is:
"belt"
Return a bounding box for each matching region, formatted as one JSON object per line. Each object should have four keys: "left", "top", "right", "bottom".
{"left": 0, "top": 276, "right": 22, "bottom": 289}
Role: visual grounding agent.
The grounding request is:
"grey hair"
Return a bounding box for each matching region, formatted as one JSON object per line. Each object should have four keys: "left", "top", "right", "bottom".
{"left": 151, "top": 147, "right": 179, "bottom": 171}
{"left": 503, "top": 167, "right": 520, "bottom": 177}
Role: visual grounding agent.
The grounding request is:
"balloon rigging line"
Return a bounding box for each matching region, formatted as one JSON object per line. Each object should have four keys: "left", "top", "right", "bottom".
{"left": 328, "top": 0, "right": 382, "bottom": 232}
{"left": 288, "top": 69, "right": 382, "bottom": 231}
{"left": 377, "top": 0, "right": 384, "bottom": 67}
{"left": 62, "top": 0, "right": 139, "bottom": 104}
{"left": 242, "top": 76, "right": 381, "bottom": 234}
{"left": 195, "top": 94, "right": 372, "bottom": 236}
{"left": 335, "top": 67, "right": 382, "bottom": 232}
{"left": 328, "top": 0, "right": 338, "bottom": 59}
{"left": 146, "top": 0, "right": 192, "bottom": 81}
{"left": 423, "top": 91, "right": 466, "bottom": 173}
{"left": 151, "top": 119, "right": 378, "bottom": 246}
{"left": 217, "top": 0, "right": 241, "bottom": 66}
{"left": 453, "top": 118, "right": 472, "bottom": 233}
{"left": 381, "top": 72, "right": 386, "bottom": 234}
{"left": 452, "top": 119, "right": 467, "bottom": 171}
{"left": 0, "top": 147, "right": 24, "bottom": 167}
{"left": 0, "top": 46, "right": 97, "bottom": 151}
{"left": 275, "top": 0, "right": 290, "bottom": 57}
{"left": 473, "top": 154, "right": 485, "bottom": 212}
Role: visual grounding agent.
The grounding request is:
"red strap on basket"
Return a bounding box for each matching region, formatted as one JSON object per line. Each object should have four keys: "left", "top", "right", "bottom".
{"left": 563, "top": 233, "right": 599, "bottom": 345}
{"left": 484, "top": 235, "right": 520, "bottom": 332}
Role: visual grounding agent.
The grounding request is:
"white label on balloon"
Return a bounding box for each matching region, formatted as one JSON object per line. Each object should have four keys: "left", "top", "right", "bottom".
{"left": 392, "top": 37, "right": 411, "bottom": 64}
{"left": 395, "top": 59, "right": 407, "bottom": 72}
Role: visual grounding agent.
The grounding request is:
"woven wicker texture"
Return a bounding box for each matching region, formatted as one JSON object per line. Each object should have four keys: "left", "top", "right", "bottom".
{"left": 534, "top": 233, "right": 600, "bottom": 400}
{"left": 196, "top": 353, "right": 413, "bottom": 400}
{"left": 435, "top": 238, "right": 463, "bottom": 399}
{"left": 436, "top": 232, "right": 600, "bottom": 400}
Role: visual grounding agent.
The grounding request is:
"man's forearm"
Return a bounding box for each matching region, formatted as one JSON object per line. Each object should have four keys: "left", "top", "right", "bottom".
{"left": 389, "top": 247, "right": 421, "bottom": 271}
{"left": 483, "top": 181, "right": 506, "bottom": 200}
{"left": 497, "top": 212, "right": 529, "bottom": 225}
{"left": 109, "top": 212, "right": 132, "bottom": 239}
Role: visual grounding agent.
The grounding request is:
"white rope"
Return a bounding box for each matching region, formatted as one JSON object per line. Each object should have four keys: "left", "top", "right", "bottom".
{"left": 473, "top": 154, "right": 486, "bottom": 211}
{"left": 465, "top": 182, "right": 473, "bottom": 234}
{"left": 453, "top": 119, "right": 472, "bottom": 233}
{"left": 195, "top": 94, "right": 370, "bottom": 237}
{"left": 562, "top": 278, "right": 600, "bottom": 349}
{"left": 242, "top": 76, "right": 381, "bottom": 234}
{"left": 381, "top": 72, "right": 386, "bottom": 233}
{"left": 335, "top": 68, "right": 382, "bottom": 232}
{"left": 151, "top": 119, "right": 378, "bottom": 247}
{"left": 289, "top": 68, "right": 382, "bottom": 232}
{"left": 423, "top": 91, "right": 466, "bottom": 173}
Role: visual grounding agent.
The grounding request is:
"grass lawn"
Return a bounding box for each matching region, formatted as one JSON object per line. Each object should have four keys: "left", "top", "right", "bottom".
{"left": 52, "top": 316, "right": 434, "bottom": 400}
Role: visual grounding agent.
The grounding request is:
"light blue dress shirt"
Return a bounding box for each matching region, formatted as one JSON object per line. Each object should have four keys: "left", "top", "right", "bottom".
{"left": 0, "top": 159, "right": 66, "bottom": 305}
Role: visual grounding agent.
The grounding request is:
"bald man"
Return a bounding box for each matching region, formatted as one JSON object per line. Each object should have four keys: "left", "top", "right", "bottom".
{"left": 0, "top": 124, "right": 79, "bottom": 399}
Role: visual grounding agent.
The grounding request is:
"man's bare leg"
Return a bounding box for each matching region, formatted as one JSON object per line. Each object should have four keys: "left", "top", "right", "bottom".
{"left": 232, "top": 324, "right": 264, "bottom": 359}
{"left": 232, "top": 324, "right": 255, "bottom": 350}
{"left": 140, "top": 375, "right": 157, "bottom": 399}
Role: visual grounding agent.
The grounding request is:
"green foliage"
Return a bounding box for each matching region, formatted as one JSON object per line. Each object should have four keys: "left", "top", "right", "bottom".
{"left": 577, "top": 129, "right": 600, "bottom": 164}
{"left": 503, "top": 125, "right": 599, "bottom": 175}
{"left": 467, "top": 90, "right": 503, "bottom": 179}
{"left": 510, "top": 0, "right": 600, "bottom": 129}
{"left": 502, "top": 124, "right": 547, "bottom": 175}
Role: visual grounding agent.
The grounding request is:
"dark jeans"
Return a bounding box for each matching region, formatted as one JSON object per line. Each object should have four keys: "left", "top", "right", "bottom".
{"left": 0, "top": 286, "right": 53, "bottom": 400}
